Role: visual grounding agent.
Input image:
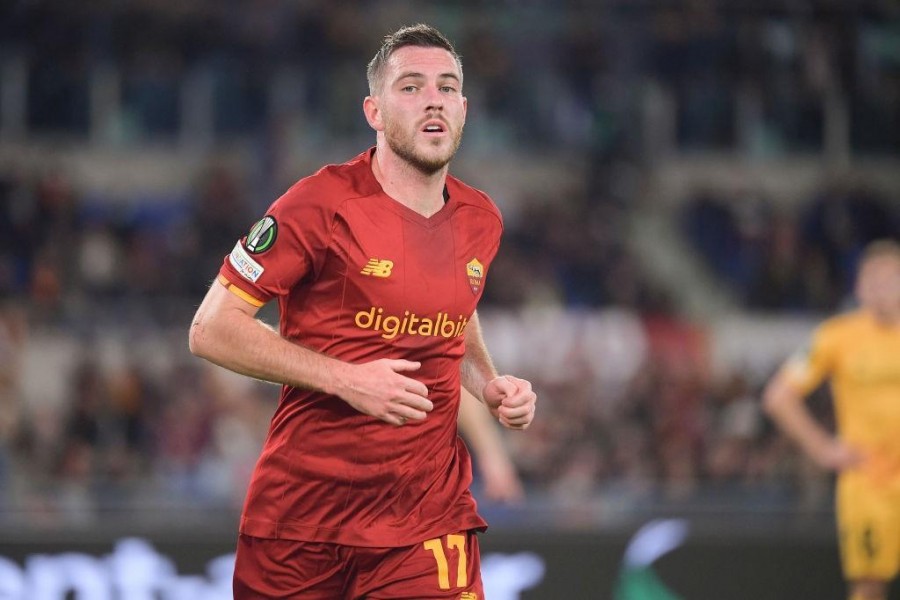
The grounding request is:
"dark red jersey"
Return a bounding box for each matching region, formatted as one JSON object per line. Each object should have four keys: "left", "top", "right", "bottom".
{"left": 217, "top": 148, "right": 502, "bottom": 547}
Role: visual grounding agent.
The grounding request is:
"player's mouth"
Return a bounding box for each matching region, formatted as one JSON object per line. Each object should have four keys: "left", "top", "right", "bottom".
{"left": 421, "top": 120, "right": 447, "bottom": 136}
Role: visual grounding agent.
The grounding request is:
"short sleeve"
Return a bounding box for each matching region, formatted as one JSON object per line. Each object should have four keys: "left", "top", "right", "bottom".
{"left": 218, "top": 179, "right": 334, "bottom": 305}
{"left": 783, "top": 324, "right": 838, "bottom": 395}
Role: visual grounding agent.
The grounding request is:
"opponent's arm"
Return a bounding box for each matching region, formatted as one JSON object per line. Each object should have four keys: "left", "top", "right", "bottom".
{"left": 458, "top": 388, "right": 524, "bottom": 503}
{"left": 762, "top": 366, "right": 862, "bottom": 471}
{"left": 461, "top": 311, "right": 536, "bottom": 430}
{"left": 189, "top": 279, "right": 431, "bottom": 426}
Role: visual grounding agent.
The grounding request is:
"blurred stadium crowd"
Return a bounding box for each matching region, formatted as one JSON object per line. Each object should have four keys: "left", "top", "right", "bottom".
{"left": 0, "top": 0, "right": 898, "bottom": 528}
{"left": 682, "top": 179, "right": 900, "bottom": 311}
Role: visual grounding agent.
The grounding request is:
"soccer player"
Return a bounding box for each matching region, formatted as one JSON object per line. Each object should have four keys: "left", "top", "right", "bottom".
{"left": 188, "top": 24, "right": 537, "bottom": 598}
{"left": 763, "top": 240, "right": 900, "bottom": 600}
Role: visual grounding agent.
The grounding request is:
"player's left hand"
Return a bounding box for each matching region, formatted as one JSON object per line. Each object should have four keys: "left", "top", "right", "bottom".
{"left": 482, "top": 375, "right": 536, "bottom": 430}
{"left": 479, "top": 451, "right": 526, "bottom": 504}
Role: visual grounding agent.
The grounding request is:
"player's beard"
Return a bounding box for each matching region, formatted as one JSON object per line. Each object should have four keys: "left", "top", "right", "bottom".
{"left": 385, "top": 118, "right": 464, "bottom": 175}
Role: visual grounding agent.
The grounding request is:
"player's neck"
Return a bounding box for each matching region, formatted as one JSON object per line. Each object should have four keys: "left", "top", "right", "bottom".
{"left": 869, "top": 306, "right": 900, "bottom": 327}
{"left": 371, "top": 144, "right": 448, "bottom": 218}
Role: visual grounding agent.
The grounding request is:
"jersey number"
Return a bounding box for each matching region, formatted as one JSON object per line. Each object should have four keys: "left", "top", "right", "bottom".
{"left": 423, "top": 534, "right": 468, "bottom": 590}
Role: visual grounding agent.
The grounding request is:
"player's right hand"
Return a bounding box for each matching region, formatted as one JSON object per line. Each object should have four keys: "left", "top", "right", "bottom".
{"left": 812, "top": 439, "right": 865, "bottom": 471}
{"left": 335, "top": 359, "right": 432, "bottom": 426}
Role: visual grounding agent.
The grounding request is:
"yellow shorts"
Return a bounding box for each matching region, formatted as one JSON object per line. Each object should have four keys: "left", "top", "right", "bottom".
{"left": 836, "top": 471, "right": 900, "bottom": 581}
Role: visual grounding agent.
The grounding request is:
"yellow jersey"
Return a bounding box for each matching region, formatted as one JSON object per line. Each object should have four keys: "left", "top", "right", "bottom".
{"left": 786, "top": 310, "right": 900, "bottom": 485}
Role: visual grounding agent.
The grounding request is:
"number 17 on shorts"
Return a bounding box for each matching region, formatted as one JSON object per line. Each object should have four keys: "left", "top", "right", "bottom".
{"left": 420, "top": 532, "right": 483, "bottom": 599}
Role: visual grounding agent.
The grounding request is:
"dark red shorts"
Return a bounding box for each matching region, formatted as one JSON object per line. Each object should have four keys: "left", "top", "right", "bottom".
{"left": 233, "top": 531, "right": 483, "bottom": 599}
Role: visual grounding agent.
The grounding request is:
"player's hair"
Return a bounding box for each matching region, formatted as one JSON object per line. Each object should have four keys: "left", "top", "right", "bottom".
{"left": 861, "top": 239, "right": 900, "bottom": 265}
{"left": 366, "top": 24, "right": 463, "bottom": 95}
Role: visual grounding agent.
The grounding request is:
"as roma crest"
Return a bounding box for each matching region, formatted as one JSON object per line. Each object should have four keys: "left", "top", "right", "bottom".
{"left": 466, "top": 258, "right": 484, "bottom": 295}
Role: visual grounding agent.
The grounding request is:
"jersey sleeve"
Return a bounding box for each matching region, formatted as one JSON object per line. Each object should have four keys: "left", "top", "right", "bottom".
{"left": 783, "top": 323, "right": 838, "bottom": 395}
{"left": 217, "top": 179, "right": 334, "bottom": 305}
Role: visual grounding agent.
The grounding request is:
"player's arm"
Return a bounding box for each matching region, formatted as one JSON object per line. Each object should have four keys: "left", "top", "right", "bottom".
{"left": 458, "top": 387, "right": 524, "bottom": 503}
{"left": 762, "top": 364, "right": 862, "bottom": 471}
{"left": 460, "top": 311, "right": 536, "bottom": 430}
{"left": 189, "top": 279, "right": 431, "bottom": 426}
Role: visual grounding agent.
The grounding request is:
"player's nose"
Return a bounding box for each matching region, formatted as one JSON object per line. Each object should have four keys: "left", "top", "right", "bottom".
{"left": 423, "top": 86, "right": 444, "bottom": 110}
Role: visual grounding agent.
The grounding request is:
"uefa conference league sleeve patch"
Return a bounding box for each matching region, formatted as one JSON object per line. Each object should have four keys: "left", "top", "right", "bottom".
{"left": 245, "top": 216, "right": 278, "bottom": 254}
{"left": 228, "top": 216, "right": 277, "bottom": 283}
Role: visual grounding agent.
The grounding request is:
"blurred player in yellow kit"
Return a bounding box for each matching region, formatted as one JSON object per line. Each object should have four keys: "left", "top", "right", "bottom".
{"left": 764, "top": 240, "right": 900, "bottom": 600}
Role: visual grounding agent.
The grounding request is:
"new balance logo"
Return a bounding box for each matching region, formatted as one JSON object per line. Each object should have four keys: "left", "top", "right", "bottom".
{"left": 460, "top": 593, "right": 478, "bottom": 600}
{"left": 361, "top": 258, "right": 394, "bottom": 278}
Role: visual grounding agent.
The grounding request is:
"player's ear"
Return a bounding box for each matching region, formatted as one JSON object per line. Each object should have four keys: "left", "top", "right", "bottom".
{"left": 363, "top": 96, "right": 384, "bottom": 132}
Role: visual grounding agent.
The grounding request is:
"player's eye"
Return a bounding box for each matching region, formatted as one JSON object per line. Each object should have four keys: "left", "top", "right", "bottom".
{"left": 440, "top": 85, "right": 457, "bottom": 93}
{"left": 401, "top": 85, "right": 417, "bottom": 93}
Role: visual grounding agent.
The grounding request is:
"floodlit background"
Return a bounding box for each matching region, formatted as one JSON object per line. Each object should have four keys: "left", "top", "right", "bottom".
{"left": 0, "top": 1, "right": 898, "bottom": 598}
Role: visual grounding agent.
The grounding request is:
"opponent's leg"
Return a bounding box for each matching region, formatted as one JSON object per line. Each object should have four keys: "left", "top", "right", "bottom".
{"left": 837, "top": 476, "right": 900, "bottom": 600}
